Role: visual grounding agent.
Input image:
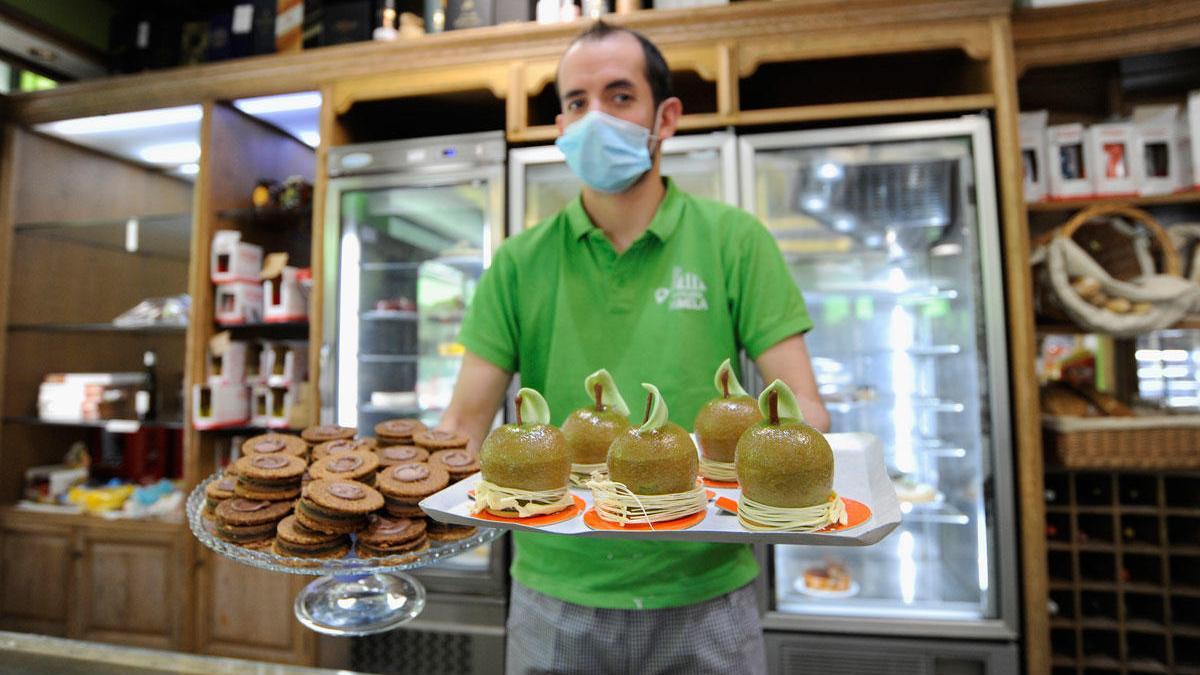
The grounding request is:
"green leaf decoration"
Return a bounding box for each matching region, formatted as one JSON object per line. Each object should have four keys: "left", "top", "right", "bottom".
{"left": 638, "top": 383, "right": 669, "bottom": 433}
{"left": 584, "top": 368, "right": 630, "bottom": 417}
{"left": 758, "top": 379, "right": 805, "bottom": 424}
{"left": 516, "top": 388, "right": 551, "bottom": 426}
{"left": 713, "top": 358, "right": 749, "bottom": 397}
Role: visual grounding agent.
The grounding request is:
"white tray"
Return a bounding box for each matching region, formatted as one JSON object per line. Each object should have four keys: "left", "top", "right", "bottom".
{"left": 420, "top": 432, "right": 902, "bottom": 546}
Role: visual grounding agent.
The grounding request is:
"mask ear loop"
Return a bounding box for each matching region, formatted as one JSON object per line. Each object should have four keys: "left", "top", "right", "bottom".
{"left": 646, "top": 100, "right": 666, "bottom": 158}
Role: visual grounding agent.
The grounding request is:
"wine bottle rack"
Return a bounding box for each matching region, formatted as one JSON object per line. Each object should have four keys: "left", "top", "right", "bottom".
{"left": 1045, "top": 469, "right": 1200, "bottom": 675}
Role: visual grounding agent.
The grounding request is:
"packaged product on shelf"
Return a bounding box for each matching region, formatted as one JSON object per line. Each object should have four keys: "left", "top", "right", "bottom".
{"left": 1047, "top": 123, "right": 1094, "bottom": 199}
{"left": 214, "top": 281, "right": 264, "bottom": 325}
{"left": 251, "top": 385, "right": 272, "bottom": 428}
{"left": 1188, "top": 90, "right": 1200, "bottom": 189}
{"left": 207, "top": 332, "right": 249, "bottom": 384}
{"left": 264, "top": 340, "right": 309, "bottom": 387}
{"left": 38, "top": 372, "right": 145, "bottom": 422}
{"left": 268, "top": 383, "right": 308, "bottom": 429}
{"left": 192, "top": 382, "right": 250, "bottom": 429}
{"left": 261, "top": 253, "right": 309, "bottom": 323}
{"left": 210, "top": 230, "right": 263, "bottom": 284}
{"left": 1019, "top": 110, "right": 1049, "bottom": 202}
{"left": 23, "top": 463, "right": 89, "bottom": 504}
{"left": 1086, "top": 122, "right": 1138, "bottom": 196}
{"left": 1132, "top": 104, "right": 1184, "bottom": 196}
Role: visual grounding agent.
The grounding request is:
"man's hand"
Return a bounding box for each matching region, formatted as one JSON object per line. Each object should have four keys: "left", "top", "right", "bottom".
{"left": 437, "top": 352, "right": 513, "bottom": 451}
{"left": 754, "top": 334, "right": 831, "bottom": 432}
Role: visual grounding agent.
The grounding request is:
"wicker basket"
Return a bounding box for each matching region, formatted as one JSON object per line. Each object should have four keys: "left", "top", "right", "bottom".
{"left": 1043, "top": 414, "right": 1200, "bottom": 469}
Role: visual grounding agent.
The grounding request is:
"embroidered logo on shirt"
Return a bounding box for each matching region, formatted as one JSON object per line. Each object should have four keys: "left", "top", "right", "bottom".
{"left": 655, "top": 267, "right": 709, "bottom": 312}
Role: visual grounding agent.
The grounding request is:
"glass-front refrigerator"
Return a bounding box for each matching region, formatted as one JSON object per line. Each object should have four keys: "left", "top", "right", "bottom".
{"left": 508, "top": 131, "right": 739, "bottom": 233}
{"left": 739, "top": 116, "right": 1019, "bottom": 669}
{"left": 323, "top": 132, "right": 507, "bottom": 597}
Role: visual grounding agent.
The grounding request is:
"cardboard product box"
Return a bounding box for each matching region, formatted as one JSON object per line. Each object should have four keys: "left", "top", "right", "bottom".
{"left": 245, "top": 341, "right": 267, "bottom": 385}
{"left": 263, "top": 261, "right": 309, "bottom": 323}
{"left": 1131, "top": 105, "right": 1183, "bottom": 196}
{"left": 264, "top": 341, "right": 310, "bottom": 387}
{"left": 276, "top": 0, "right": 305, "bottom": 51}
{"left": 1189, "top": 91, "right": 1200, "bottom": 190}
{"left": 24, "top": 465, "right": 89, "bottom": 503}
{"left": 211, "top": 230, "right": 263, "bottom": 283}
{"left": 1019, "top": 110, "right": 1049, "bottom": 203}
{"left": 1047, "top": 123, "right": 1094, "bottom": 199}
{"left": 208, "top": 335, "right": 249, "bottom": 385}
{"left": 251, "top": 385, "right": 272, "bottom": 427}
{"left": 1087, "top": 122, "right": 1139, "bottom": 197}
{"left": 38, "top": 373, "right": 145, "bottom": 422}
{"left": 193, "top": 382, "right": 250, "bottom": 430}
{"left": 215, "top": 282, "right": 264, "bottom": 326}
{"left": 268, "top": 384, "right": 307, "bottom": 429}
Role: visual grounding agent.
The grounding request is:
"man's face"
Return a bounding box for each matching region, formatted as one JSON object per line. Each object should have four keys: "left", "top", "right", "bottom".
{"left": 556, "top": 33, "right": 659, "bottom": 134}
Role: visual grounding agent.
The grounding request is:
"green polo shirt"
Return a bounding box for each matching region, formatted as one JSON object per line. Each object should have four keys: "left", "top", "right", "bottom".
{"left": 458, "top": 178, "right": 812, "bottom": 609}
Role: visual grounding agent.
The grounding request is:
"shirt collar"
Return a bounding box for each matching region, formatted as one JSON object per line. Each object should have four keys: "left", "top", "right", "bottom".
{"left": 565, "top": 178, "right": 684, "bottom": 243}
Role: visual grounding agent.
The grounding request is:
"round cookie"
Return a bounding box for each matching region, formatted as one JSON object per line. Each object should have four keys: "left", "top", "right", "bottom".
{"left": 241, "top": 433, "right": 307, "bottom": 458}
{"left": 204, "top": 475, "right": 237, "bottom": 516}
{"left": 234, "top": 453, "right": 306, "bottom": 501}
{"left": 273, "top": 515, "right": 351, "bottom": 559}
{"left": 355, "top": 514, "right": 429, "bottom": 559}
{"left": 295, "top": 479, "right": 384, "bottom": 534}
{"left": 425, "top": 520, "right": 477, "bottom": 542}
{"left": 300, "top": 424, "right": 357, "bottom": 446}
{"left": 429, "top": 449, "right": 480, "bottom": 482}
{"left": 214, "top": 498, "right": 294, "bottom": 546}
{"left": 376, "top": 462, "right": 449, "bottom": 518}
{"left": 374, "top": 419, "right": 427, "bottom": 444}
{"left": 312, "top": 437, "right": 377, "bottom": 462}
{"left": 413, "top": 429, "right": 469, "bottom": 451}
{"left": 308, "top": 450, "right": 379, "bottom": 483}
{"left": 376, "top": 444, "right": 430, "bottom": 468}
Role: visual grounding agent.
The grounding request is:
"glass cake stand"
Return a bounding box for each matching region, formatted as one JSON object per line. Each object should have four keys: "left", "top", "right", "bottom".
{"left": 187, "top": 473, "right": 502, "bottom": 636}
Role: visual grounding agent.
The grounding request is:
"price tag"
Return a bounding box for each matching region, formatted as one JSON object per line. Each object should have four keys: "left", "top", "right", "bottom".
{"left": 232, "top": 4, "right": 254, "bottom": 34}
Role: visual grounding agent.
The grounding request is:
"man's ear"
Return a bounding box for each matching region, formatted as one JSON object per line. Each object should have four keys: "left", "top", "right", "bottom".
{"left": 657, "top": 96, "right": 684, "bottom": 142}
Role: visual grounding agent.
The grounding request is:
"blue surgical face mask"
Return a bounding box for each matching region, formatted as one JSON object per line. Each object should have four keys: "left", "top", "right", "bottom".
{"left": 555, "top": 106, "right": 663, "bottom": 194}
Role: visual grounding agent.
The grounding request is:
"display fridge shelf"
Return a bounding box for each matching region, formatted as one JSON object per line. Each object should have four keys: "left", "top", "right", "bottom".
{"left": 360, "top": 310, "right": 418, "bottom": 321}
{"left": 187, "top": 473, "right": 502, "bottom": 635}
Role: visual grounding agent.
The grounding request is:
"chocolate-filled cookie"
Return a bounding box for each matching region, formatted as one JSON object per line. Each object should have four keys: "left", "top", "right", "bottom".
{"left": 300, "top": 424, "right": 357, "bottom": 446}
{"left": 355, "top": 514, "right": 429, "bottom": 559}
{"left": 234, "top": 453, "right": 306, "bottom": 500}
{"left": 413, "top": 429, "right": 469, "bottom": 451}
{"left": 428, "top": 449, "right": 480, "bottom": 482}
{"left": 376, "top": 462, "right": 449, "bottom": 518}
{"left": 308, "top": 450, "right": 379, "bottom": 483}
{"left": 295, "top": 479, "right": 384, "bottom": 534}
{"left": 374, "top": 419, "right": 427, "bottom": 444}
{"left": 214, "top": 498, "right": 294, "bottom": 546}
{"left": 273, "top": 515, "right": 351, "bottom": 559}
{"left": 375, "top": 444, "right": 430, "bottom": 468}
{"left": 204, "top": 475, "right": 237, "bottom": 518}
{"left": 312, "top": 437, "right": 377, "bottom": 462}
{"left": 241, "top": 433, "right": 307, "bottom": 458}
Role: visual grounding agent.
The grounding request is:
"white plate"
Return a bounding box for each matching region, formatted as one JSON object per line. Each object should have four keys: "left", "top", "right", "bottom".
{"left": 420, "top": 432, "right": 902, "bottom": 546}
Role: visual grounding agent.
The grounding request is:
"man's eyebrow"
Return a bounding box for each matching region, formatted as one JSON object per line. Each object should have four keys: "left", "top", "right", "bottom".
{"left": 561, "top": 79, "right": 637, "bottom": 101}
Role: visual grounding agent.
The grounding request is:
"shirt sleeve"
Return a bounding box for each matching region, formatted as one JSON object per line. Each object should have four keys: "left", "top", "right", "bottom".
{"left": 458, "top": 245, "right": 520, "bottom": 373}
{"left": 728, "top": 215, "right": 814, "bottom": 360}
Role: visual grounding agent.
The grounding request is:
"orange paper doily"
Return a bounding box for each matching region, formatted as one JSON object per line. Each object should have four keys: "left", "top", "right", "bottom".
{"left": 582, "top": 507, "right": 707, "bottom": 532}
{"left": 471, "top": 494, "right": 586, "bottom": 527}
{"left": 714, "top": 496, "right": 871, "bottom": 532}
{"left": 702, "top": 477, "right": 739, "bottom": 489}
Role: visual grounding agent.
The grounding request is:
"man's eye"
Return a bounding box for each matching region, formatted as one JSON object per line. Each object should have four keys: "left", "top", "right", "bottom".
{"left": 567, "top": 100, "right": 583, "bottom": 111}
{"left": 613, "top": 93, "right": 631, "bottom": 104}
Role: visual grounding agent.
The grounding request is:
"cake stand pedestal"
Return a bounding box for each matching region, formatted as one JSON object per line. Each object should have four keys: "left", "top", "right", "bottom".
{"left": 187, "top": 473, "right": 502, "bottom": 636}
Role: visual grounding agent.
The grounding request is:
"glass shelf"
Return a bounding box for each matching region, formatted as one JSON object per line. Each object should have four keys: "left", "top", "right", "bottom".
{"left": 216, "top": 206, "right": 312, "bottom": 223}
{"left": 3, "top": 416, "right": 185, "bottom": 431}
{"left": 7, "top": 322, "right": 187, "bottom": 334}
{"left": 360, "top": 310, "right": 418, "bottom": 321}
{"left": 220, "top": 322, "right": 309, "bottom": 339}
{"left": 14, "top": 212, "right": 191, "bottom": 261}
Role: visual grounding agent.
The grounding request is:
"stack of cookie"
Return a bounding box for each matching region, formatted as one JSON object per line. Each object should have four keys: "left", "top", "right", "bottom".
{"left": 204, "top": 420, "right": 474, "bottom": 560}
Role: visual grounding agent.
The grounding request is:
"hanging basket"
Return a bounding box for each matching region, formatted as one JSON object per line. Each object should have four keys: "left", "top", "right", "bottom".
{"left": 1031, "top": 205, "right": 1200, "bottom": 337}
{"left": 1168, "top": 223, "right": 1200, "bottom": 315}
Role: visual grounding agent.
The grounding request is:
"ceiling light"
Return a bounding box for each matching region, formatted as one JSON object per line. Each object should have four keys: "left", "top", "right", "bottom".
{"left": 299, "top": 130, "right": 320, "bottom": 147}
{"left": 178, "top": 163, "right": 200, "bottom": 175}
{"left": 139, "top": 142, "right": 200, "bottom": 164}
{"left": 234, "top": 91, "right": 322, "bottom": 115}
{"left": 42, "top": 105, "right": 203, "bottom": 135}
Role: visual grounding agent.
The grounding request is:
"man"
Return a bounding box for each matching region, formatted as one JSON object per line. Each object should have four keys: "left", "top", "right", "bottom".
{"left": 438, "top": 20, "right": 829, "bottom": 675}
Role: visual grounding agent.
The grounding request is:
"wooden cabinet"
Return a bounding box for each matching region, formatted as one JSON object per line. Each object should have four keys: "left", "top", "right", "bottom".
{"left": 0, "top": 520, "right": 73, "bottom": 636}
{"left": 193, "top": 546, "right": 313, "bottom": 665}
{"left": 72, "top": 526, "right": 189, "bottom": 650}
{"left": 0, "top": 511, "right": 188, "bottom": 650}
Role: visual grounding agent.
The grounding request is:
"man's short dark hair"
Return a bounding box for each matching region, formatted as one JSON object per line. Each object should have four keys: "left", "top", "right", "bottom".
{"left": 556, "top": 20, "right": 673, "bottom": 109}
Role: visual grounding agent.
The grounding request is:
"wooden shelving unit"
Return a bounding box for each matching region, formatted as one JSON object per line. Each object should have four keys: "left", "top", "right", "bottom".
{"left": 1043, "top": 470, "right": 1200, "bottom": 675}
{"left": 1028, "top": 190, "right": 1200, "bottom": 213}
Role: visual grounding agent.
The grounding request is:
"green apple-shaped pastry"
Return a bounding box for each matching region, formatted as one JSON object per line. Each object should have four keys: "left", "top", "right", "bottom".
{"left": 694, "top": 358, "right": 762, "bottom": 463}
{"left": 607, "top": 383, "right": 698, "bottom": 495}
{"left": 735, "top": 379, "right": 833, "bottom": 508}
{"left": 478, "top": 388, "right": 572, "bottom": 516}
{"left": 561, "top": 369, "right": 631, "bottom": 468}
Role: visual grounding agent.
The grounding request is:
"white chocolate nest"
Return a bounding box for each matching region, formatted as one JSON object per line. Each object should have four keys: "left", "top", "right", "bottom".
{"left": 569, "top": 462, "right": 608, "bottom": 487}
{"left": 471, "top": 479, "right": 574, "bottom": 518}
{"left": 698, "top": 456, "right": 738, "bottom": 482}
{"left": 585, "top": 472, "right": 708, "bottom": 527}
{"left": 737, "top": 493, "right": 847, "bottom": 532}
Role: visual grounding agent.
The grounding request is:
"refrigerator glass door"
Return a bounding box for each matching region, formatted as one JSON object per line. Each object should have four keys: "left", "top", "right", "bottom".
{"left": 741, "top": 117, "right": 1016, "bottom": 637}
{"left": 327, "top": 166, "right": 504, "bottom": 586}
{"left": 509, "top": 132, "right": 738, "bottom": 233}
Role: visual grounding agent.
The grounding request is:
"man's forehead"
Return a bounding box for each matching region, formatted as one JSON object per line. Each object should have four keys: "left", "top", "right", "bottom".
{"left": 558, "top": 33, "right": 648, "bottom": 93}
